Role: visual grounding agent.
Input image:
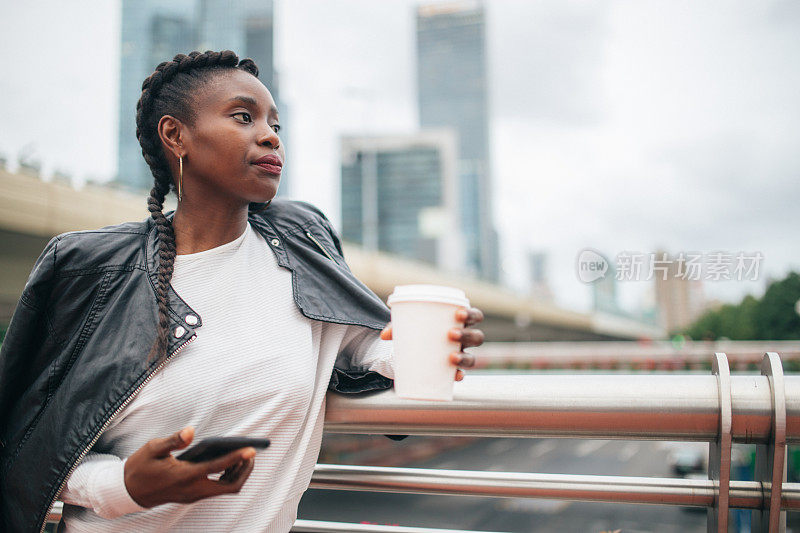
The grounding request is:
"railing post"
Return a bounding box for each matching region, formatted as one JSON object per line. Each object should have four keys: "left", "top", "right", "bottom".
{"left": 753, "top": 352, "right": 787, "bottom": 532}
{"left": 708, "top": 353, "right": 732, "bottom": 532}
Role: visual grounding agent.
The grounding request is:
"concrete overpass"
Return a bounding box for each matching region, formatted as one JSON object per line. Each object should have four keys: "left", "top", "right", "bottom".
{"left": 0, "top": 168, "right": 665, "bottom": 341}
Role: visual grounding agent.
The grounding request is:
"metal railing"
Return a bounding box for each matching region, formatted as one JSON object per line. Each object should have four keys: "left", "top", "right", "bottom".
{"left": 47, "top": 352, "right": 796, "bottom": 532}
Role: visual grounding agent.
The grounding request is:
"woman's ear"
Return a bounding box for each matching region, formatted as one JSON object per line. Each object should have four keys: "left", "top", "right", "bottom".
{"left": 157, "top": 115, "right": 185, "bottom": 158}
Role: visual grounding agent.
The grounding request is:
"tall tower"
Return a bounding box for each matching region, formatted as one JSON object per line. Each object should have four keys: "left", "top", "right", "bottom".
{"left": 117, "top": 0, "right": 284, "bottom": 193}
{"left": 416, "top": 1, "right": 498, "bottom": 281}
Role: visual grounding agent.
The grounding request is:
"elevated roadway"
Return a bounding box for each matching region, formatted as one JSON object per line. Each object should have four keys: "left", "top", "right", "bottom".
{"left": 0, "top": 169, "right": 665, "bottom": 341}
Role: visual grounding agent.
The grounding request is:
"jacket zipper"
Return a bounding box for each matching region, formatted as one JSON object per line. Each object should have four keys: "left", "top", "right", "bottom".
{"left": 305, "top": 231, "right": 336, "bottom": 263}
{"left": 38, "top": 333, "right": 197, "bottom": 533}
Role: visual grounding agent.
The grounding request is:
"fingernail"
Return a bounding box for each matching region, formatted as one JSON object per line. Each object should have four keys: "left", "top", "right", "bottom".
{"left": 242, "top": 447, "right": 256, "bottom": 459}
{"left": 179, "top": 428, "right": 192, "bottom": 442}
{"left": 450, "top": 328, "right": 462, "bottom": 340}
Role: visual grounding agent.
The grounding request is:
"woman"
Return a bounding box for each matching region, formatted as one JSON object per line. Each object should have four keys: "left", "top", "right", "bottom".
{"left": 0, "top": 50, "right": 484, "bottom": 532}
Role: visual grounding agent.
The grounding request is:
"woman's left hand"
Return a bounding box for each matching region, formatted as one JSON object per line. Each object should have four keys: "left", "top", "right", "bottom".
{"left": 380, "top": 307, "right": 485, "bottom": 381}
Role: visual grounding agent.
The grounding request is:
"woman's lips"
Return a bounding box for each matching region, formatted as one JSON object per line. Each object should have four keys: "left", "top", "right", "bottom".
{"left": 254, "top": 162, "right": 282, "bottom": 175}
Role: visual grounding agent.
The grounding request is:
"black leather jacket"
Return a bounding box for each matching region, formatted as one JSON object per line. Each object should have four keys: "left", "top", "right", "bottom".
{"left": 0, "top": 199, "right": 393, "bottom": 532}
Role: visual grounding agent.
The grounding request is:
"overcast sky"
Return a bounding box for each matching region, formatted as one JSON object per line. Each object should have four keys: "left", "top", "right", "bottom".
{"left": 1, "top": 0, "right": 798, "bottom": 314}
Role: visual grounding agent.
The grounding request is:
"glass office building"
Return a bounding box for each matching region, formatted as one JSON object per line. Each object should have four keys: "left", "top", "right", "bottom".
{"left": 416, "top": 1, "right": 499, "bottom": 281}
{"left": 117, "top": 0, "right": 282, "bottom": 193}
{"left": 341, "top": 132, "right": 465, "bottom": 271}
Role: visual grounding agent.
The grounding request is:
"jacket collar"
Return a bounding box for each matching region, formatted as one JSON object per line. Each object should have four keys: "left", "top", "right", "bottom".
{"left": 144, "top": 210, "right": 204, "bottom": 338}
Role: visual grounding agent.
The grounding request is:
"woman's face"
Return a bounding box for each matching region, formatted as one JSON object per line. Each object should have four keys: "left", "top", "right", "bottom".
{"left": 178, "top": 69, "right": 284, "bottom": 206}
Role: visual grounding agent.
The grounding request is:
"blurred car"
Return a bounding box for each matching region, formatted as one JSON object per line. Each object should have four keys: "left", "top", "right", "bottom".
{"left": 668, "top": 444, "right": 707, "bottom": 476}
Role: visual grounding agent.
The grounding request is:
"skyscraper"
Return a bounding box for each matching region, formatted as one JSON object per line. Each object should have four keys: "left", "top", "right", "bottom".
{"left": 341, "top": 131, "right": 465, "bottom": 271}
{"left": 528, "top": 251, "right": 554, "bottom": 302}
{"left": 591, "top": 254, "right": 621, "bottom": 315}
{"left": 117, "top": 0, "right": 283, "bottom": 193}
{"left": 416, "top": 1, "right": 499, "bottom": 281}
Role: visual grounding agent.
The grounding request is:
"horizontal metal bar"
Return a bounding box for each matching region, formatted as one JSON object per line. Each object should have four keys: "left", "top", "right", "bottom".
{"left": 291, "top": 519, "right": 508, "bottom": 533}
{"left": 46, "top": 502, "right": 500, "bottom": 533}
{"left": 310, "top": 464, "right": 800, "bottom": 511}
{"left": 45, "top": 468, "right": 800, "bottom": 526}
{"left": 475, "top": 340, "right": 800, "bottom": 362}
{"left": 325, "top": 374, "right": 800, "bottom": 443}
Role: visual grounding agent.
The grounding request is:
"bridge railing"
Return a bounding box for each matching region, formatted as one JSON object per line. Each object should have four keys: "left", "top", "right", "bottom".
{"left": 48, "top": 352, "right": 796, "bottom": 533}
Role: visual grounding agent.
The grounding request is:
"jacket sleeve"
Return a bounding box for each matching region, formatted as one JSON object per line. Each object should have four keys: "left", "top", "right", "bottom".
{"left": 59, "top": 452, "right": 147, "bottom": 518}
{"left": 0, "top": 236, "right": 58, "bottom": 443}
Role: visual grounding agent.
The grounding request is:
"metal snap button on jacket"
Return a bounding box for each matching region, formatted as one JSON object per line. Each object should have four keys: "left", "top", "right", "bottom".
{"left": 270, "top": 238, "right": 280, "bottom": 246}
{"left": 174, "top": 326, "right": 186, "bottom": 338}
{"left": 185, "top": 315, "right": 198, "bottom": 326}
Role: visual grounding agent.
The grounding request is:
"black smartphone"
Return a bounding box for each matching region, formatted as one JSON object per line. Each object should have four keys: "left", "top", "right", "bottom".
{"left": 176, "top": 437, "right": 270, "bottom": 463}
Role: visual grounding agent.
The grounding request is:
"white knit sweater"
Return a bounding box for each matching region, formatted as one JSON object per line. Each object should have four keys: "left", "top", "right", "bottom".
{"left": 58, "top": 221, "right": 394, "bottom": 532}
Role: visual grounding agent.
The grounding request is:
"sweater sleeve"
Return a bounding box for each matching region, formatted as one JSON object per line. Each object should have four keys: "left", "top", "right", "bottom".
{"left": 58, "top": 452, "right": 148, "bottom": 518}
{"left": 339, "top": 325, "right": 395, "bottom": 379}
{"left": 337, "top": 325, "right": 407, "bottom": 440}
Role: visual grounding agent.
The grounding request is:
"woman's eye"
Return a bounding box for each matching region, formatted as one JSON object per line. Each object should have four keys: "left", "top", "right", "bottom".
{"left": 271, "top": 124, "right": 281, "bottom": 133}
{"left": 233, "top": 112, "right": 252, "bottom": 123}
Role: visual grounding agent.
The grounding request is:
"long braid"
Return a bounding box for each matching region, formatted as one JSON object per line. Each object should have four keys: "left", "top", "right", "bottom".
{"left": 135, "top": 50, "right": 260, "bottom": 362}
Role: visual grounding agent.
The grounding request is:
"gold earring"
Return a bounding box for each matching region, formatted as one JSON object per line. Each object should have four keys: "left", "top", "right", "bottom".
{"left": 178, "top": 155, "right": 183, "bottom": 202}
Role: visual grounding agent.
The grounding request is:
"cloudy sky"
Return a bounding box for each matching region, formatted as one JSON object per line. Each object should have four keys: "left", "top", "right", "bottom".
{"left": 1, "top": 0, "right": 798, "bottom": 313}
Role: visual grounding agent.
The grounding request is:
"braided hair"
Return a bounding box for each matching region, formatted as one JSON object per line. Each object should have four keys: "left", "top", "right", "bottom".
{"left": 136, "top": 50, "right": 261, "bottom": 362}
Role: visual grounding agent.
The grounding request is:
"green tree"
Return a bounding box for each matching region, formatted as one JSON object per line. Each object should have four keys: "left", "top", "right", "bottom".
{"left": 683, "top": 271, "right": 800, "bottom": 340}
{"left": 754, "top": 272, "right": 800, "bottom": 339}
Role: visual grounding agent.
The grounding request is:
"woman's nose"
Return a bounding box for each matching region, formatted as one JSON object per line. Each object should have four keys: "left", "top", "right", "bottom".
{"left": 257, "top": 125, "right": 280, "bottom": 150}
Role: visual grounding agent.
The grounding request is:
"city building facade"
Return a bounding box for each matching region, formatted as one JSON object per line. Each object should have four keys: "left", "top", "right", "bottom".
{"left": 416, "top": 1, "right": 499, "bottom": 281}
{"left": 653, "top": 251, "right": 707, "bottom": 333}
{"left": 117, "top": 0, "right": 282, "bottom": 193}
{"left": 340, "top": 131, "right": 465, "bottom": 272}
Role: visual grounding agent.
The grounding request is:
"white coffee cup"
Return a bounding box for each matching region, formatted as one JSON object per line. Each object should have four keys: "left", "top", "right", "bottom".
{"left": 387, "top": 285, "right": 470, "bottom": 401}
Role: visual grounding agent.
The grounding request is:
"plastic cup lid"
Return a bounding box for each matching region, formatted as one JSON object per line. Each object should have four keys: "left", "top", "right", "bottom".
{"left": 387, "top": 284, "right": 470, "bottom": 308}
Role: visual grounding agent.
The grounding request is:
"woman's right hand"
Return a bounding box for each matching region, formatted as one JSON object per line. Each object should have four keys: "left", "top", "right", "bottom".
{"left": 124, "top": 427, "right": 256, "bottom": 508}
